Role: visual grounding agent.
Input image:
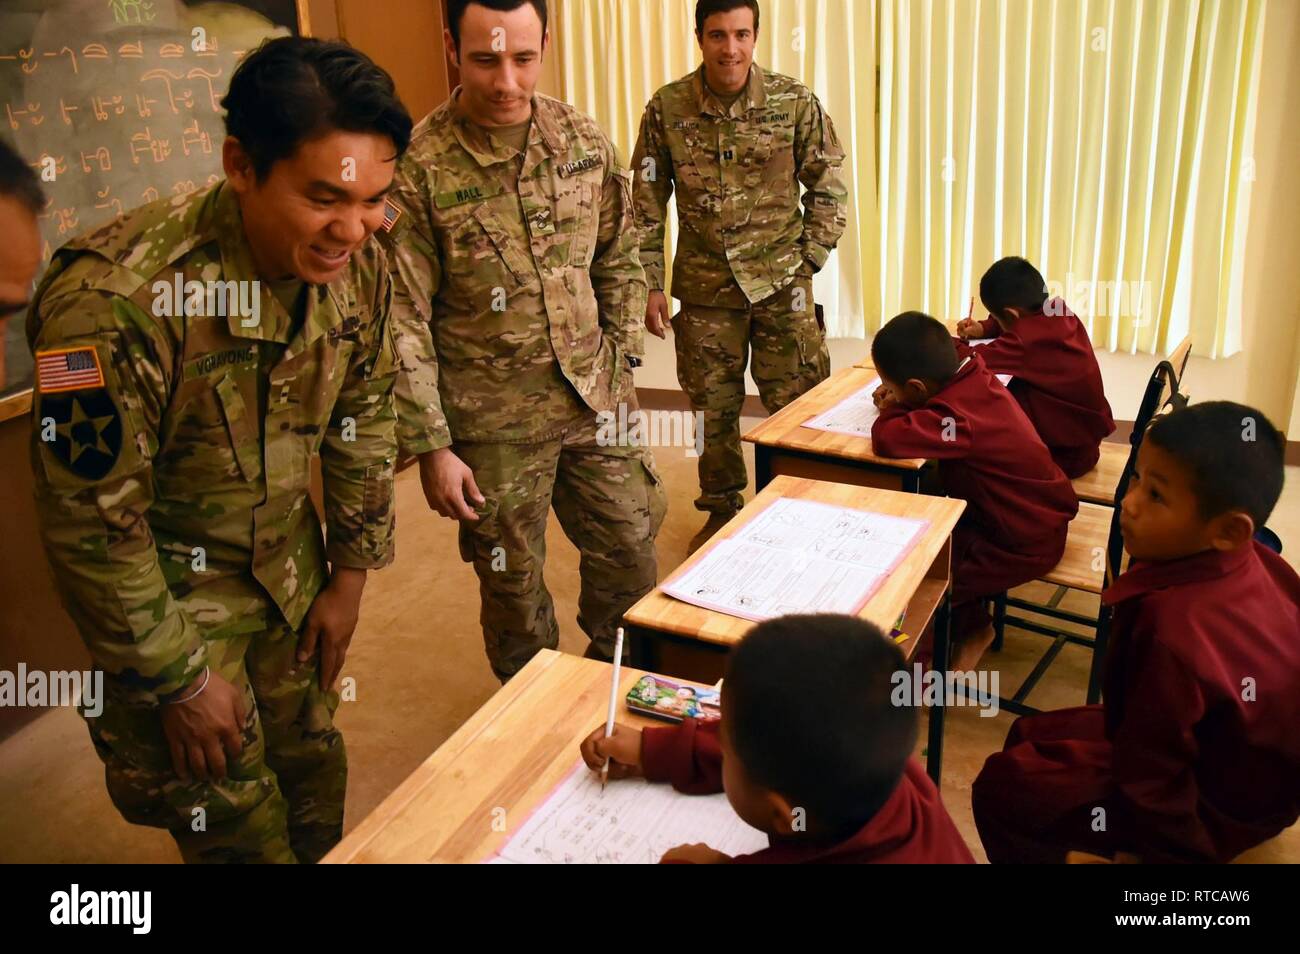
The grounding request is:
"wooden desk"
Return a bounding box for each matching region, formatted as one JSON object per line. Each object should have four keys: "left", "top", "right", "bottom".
{"left": 742, "top": 366, "right": 928, "bottom": 493}
{"left": 623, "top": 475, "right": 966, "bottom": 782}
{"left": 323, "top": 651, "right": 678, "bottom": 864}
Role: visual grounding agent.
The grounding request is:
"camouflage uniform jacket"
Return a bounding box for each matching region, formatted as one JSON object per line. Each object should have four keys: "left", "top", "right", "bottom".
{"left": 632, "top": 64, "right": 848, "bottom": 307}
{"left": 383, "top": 88, "right": 648, "bottom": 446}
{"left": 27, "top": 182, "right": 412, "bottom": 704}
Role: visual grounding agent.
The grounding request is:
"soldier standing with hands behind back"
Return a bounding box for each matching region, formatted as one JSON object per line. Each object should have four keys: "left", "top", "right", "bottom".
{"left": 384, "top": 0, "right": 665, "bottom": 683}
{"left": 633, "top": 0, "right": 848, "bottom": 552}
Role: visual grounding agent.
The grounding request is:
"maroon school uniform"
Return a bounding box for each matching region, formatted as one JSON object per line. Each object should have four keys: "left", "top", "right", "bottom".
{"left": 959, "top": 300, "right": 1115, "bottom": 478}
{"left": 871, "top": 352, "right": 1078, "bottom": 635}
{"left": 972, "top": 541, "right": 1300, "bottom": 863}
{"left": 642, "top": 719, "right": 975, "bottom": 863}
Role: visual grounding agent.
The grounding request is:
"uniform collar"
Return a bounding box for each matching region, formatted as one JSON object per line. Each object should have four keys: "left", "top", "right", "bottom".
{"left": 1101, "top": 542, "right": 1258, "bottom": 607}
{"left": 692, "top": 63, "right": 766, "bottom": 118}
{"left": 448, "top": 86, "right": 566, "bottom": 174}
{"left": 211, "top": 181, "right": 347, "bottom": 355}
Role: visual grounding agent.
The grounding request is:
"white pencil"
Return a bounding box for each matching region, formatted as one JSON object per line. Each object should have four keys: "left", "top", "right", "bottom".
{"left": 600, "top": 627, "right": 625, "bottom": 791}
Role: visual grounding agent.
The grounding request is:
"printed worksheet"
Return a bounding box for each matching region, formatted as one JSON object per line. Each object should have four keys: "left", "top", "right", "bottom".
{"left": 661, "top": 497, "right": 929, "bottom": 621}
{"left": 489, "top": 761, "right": 769, "bottom": 864}
{"left": 801, "top": 377, "right": 881, "bottom": 437}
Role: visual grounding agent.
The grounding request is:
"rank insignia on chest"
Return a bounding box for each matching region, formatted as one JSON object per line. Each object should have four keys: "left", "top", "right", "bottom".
{"left": 557, "top": 155, "right": 601, "bottom": 178}
{"left": 530, "top": 206, "right": 556, "bottom": 235}
{"left": 327, "top": 315, "right": 364, "bottom": 343}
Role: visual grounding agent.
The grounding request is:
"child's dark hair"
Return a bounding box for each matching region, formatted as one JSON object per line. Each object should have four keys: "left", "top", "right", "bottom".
{"left": 1145, "top": 401, "right": 1285, "bottom": 527}
{"left": 222, "top": 37, "right": 412, "bottom": 181}
{"left": 979, "top": 256, "right": 1049, "bottom": 320}
{"left": 696, "top": 0, "right": 761, "bottom": 36}
{"left": 448, "top": 0, "right": 548, "bottom": 49}
{"left": 871, "top": 311, "right": 959, "bottom": 386}
{"left": 724, "top": 615, "right": 917, "bottom": 837}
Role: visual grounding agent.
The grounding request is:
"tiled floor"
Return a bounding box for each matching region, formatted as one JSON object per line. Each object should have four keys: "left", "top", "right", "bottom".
{"left": 1, "top": 426, "right": 1296, "bottom": 863}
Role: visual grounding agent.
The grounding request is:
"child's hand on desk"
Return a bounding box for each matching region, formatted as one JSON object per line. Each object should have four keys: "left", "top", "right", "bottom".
{"left": 660, "top": 843, "right": 732, "bottom": 864}
{"left": 580, "top": 723, "right": 643, "bottom": 779}
{"left": 872, "top": 384, "right": 896, "bottom": 410}
{"left": 955, "top": 317, "right": 982, "bottom": 339}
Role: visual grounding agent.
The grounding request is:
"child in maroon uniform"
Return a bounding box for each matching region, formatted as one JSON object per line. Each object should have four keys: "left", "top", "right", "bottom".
{"left": 972, "top": 402, "right": 1300, "bottom": 863}
{"left": 870, "top": 312, "right": 1078, "bottom": 669}
{"left": 956, "top": 257, "right": 1115, "bottom": 478}
{"left": 580, "top": 615, "right": 974, "bottom": 864}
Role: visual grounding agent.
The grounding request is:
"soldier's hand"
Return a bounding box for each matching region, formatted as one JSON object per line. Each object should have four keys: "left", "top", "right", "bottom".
{"left": 579, "top": 722, "right": 644, "bottom": 779}
{"left": 956, "top": 317, "right": 983, "bottom": 339}
{"left": 160, "top": 669, "right": 246, "bottom": 783}
{"left": 418, "top": 447, "right": 485, "bottom": 521}
{"left": 659, "top": 843, "right": 732, "bottom": 864}
{"left": 298, "top": 567, "right": 366, "bottom": 692}
{"left": 645, "top": 290, "right": 670, "bottom": 339}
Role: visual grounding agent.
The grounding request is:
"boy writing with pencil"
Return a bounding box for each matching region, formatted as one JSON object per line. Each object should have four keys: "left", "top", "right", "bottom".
{"left": 956, "top": 256, "right": 1115, "bottom": 478}
{"left": 870, "top": 312, "right": 1078, "bottom": 669}
{"left": 580, "top": 615, "right": 974, "bottom": 864}
{"left": 972, "top": 402, "right": 1300, "bottom": 862}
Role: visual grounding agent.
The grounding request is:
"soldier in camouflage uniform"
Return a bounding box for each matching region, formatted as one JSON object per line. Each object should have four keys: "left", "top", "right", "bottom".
{"left": 384, "top": 0, "right": 665, "bottom": 682}
{"left": 26, "top": 38, "right": 431, "bottom": 863}
{"left": 633, "top": 0, "right": 848, "bottom": 548}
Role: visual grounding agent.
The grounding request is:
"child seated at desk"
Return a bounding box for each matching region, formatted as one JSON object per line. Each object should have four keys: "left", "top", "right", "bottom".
{"left": 972, "top": 402, "right": 1300, "bottom": 863}
{"left": 870, "top": 312, "right": 1078, "bottom": 670}
{"left": 955, "top": 256, "right": 1115, "bottom": 478}
{"left": 580, "top": 615, "right": 974, "bottom": 864}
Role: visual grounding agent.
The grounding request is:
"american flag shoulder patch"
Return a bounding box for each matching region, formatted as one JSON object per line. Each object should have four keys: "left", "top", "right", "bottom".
{"left": 36, "top": 346, "right": 105, "bottom": 393}
{"left": 379, "top": 198, "right": 403, "bottom": 233}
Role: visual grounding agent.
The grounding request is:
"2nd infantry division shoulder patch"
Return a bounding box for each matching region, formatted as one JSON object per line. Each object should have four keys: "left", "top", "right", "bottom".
{"left": 36, "top": 346, "right": 122, "bottom": 481}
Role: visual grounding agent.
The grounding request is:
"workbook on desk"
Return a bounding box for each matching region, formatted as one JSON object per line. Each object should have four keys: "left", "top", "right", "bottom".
{"left": 802, "top": 371, "right": 1011, "bottom": 440}
{"left": 661, "top": 497, "right": 929, "bottom": 622}
{"left": 488, "top": 761, "right": 769, "bottom": 864}
{"left": 801, "top": 376, "right": 883, "bottom": 437}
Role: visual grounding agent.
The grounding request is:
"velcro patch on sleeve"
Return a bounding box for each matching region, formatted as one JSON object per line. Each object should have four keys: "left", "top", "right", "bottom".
{"left": 36, "top": 346, "right": 105, "bottom": 393}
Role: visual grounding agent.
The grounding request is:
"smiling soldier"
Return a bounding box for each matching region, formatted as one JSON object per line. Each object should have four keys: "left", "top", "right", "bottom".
{"left": 26, "top": 37, "right": 439, "bottom": 863}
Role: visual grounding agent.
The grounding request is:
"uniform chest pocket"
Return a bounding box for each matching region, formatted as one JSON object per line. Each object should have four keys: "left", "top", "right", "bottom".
{"left": 555, "top": 178, "right": 599, "bottom": 267}
{"left": 214, "top": 372, "right": 263, "bottom": 482}
{"left": 471, "top": 203, "right": 536, "bottom": 286}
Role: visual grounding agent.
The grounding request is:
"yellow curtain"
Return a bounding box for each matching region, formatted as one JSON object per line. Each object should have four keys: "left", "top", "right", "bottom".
{"left": 554, "top": 0, "right": 1263, "bottom": 357}
{"left": 553, "top": 0, "right": 878, "bottom": 338}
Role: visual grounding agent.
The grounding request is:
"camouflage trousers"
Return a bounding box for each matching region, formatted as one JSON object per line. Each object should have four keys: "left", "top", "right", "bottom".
{"left": 674, "top": 276, "right": 829, "bottom": 514}
{"left": 85, "top": 619, "right": 345, "bottom": 863}
{"left": 455, "top": 411, "right": 667, "bottom": 681}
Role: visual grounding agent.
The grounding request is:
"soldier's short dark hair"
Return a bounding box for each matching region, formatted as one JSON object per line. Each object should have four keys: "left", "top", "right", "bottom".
{"left": 725, "top": 615, "right": 915, "bottom": 837}
{"left": 0, "top": 139, "right": 46, "bottom": 215}
{"left": 1145, "top": 401, "right": 1285, "bottom": 528}
{"left": 979, "top": 255, "right": 1049, "bottom": 320}
{"left": 872, "top": 311, "right": 960, "bottom": 385}
{"left": 222, "top": 37, "right": 412, "bottom": 181}
{"left": 448, "top": 0, "right": 548, "bottom": 50}
{"left": 696, "top": 0, "right": 761, "bottom": 37}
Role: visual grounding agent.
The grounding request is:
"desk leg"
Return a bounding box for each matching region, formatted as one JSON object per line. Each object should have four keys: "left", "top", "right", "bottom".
{"left": 926, "top": 592, "right": 951, "bottom": 786}
{"left": 903, "top": 471, "right": 921, "bottom": 494}
{"left": 754, "top": 445, "right": 772, "bottom": 493}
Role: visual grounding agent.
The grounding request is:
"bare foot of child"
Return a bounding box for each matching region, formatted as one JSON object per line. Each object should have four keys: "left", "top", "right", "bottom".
{"left": 950, "top": 624, "right": 996, "bottom": 671}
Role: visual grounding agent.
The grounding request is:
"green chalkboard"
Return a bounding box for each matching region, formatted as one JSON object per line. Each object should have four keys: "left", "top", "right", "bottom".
{"left": 0, "top": 0, "right": 300, "bottom": 408}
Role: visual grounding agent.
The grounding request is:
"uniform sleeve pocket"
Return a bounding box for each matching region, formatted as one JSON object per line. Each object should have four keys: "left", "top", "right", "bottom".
{"left": 214, "top": 373, "right": 263, "bottom": 482}
{"left": 360, "top": 460, "right": 394, "bottom": 559}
